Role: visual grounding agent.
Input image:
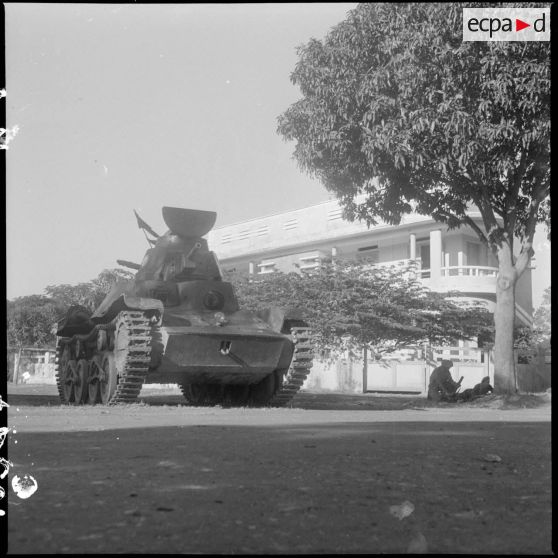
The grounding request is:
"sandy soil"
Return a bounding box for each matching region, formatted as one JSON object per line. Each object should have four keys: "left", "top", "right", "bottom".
{"left": 5, "top": 383, "right": 551, "bottom": 433}
{"left": 3, "top": 384, "right": 553, "bottom": 554}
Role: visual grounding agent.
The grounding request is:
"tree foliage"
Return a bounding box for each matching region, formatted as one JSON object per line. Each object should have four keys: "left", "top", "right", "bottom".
{"left": 44, "top": 268, "right": 133, "bottom": 313}
{"left": 228, "top": 261, "right": 492, "bottom": 358}
{"left": 278, "top": 3, "right": 549, "bottom": 249}
{"left": 7, "top": 268, "right": 134, "bottom": 348}
{"left": 532, "top": 286, "right": 551, "bottom": 346}
{"left": 7, "top": 295, "right": 64, "bottom": 348}
{"left": 277, "top": 2, "right": 550, "bottom": 391}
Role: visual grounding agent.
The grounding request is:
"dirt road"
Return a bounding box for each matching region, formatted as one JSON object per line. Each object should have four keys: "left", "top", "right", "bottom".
{"left": 4, "top": 385, "right": 552, "bottom": 554}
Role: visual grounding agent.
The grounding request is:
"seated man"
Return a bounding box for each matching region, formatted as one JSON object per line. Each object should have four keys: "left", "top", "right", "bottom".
{"left": 427, "top": 359, "right": 461, "bottom": 402}
{"left": 458, "top": 376, "right": 494, "bottom": 402}
{"left": 472, "top": 376, "right": 493, "bottom": 397}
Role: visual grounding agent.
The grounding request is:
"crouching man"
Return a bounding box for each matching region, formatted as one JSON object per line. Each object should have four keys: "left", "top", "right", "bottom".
{"left": 427, "top": 359, "right": 462, "bottom": 402}
{"left": 458, "top": 376, "right": 494, "bottom": 402}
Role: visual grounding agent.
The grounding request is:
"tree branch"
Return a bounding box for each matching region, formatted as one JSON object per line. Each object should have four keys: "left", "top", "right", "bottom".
{"left": 515, "top": 182, "right": 550, "bottom": 276}
{"left": 526, "top": 182, "right": 550, "bottom": 239}
{"left": 506, "top": 148, "right": 529, "bottom": 237}
{"left": 469, "top": 191, "right": 503, "bottom": 252}
{"left": 463, "top": 215, "right": 488, "bottom": 245}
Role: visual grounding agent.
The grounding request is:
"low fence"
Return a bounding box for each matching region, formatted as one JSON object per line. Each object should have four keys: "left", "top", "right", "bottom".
{"left": 304, "top": 358, "right": 363, "bottom": 394}
{"left": 7, "top": 344, "right": 551, "bottom": 394}
{"left": 304, "top": 344, "right": 551, "bottom": 396}
{"left": 7, "top": 348, "right": 57, "bottom": 384}
{"left": 364, "top": 345, "right": 492, "bottom": 395}
{"left": 304, "top": 345, "right": 494, "bottom": 395}
{"left": 515, "top": 346, "right": 551, "bottom": 393}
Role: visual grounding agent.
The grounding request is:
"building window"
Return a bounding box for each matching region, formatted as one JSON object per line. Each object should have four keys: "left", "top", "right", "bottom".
{"left": 255, "top": 225, "right": 269, "bottom": 236}
{"left": 414, "top": 241, "right": 430, "bottom": 278}
{"left": 466, "top": 242, "right": 481, "bottom": 267}
{"left": 357, "top": 245, "right": 379, "bottom": 264}
{"left": 257, "top": 261, "right": 276, "bottom": 275}
{"left": 420, "top": 244, "right": 430, "bottom": 269}
{"left": 283, "top": 218, "right": 298, "bottom": 231}
{"left": 236, "top": 229, "right": 251, "bottom": 241}
{"left": 327, "top": 208, "right": 343, "bottom": 221}
{"left": 221, "top": 233, "right": 232, "bottom": 244}
{"left": 298, "top": 255, "right": 321, "bottom": 271}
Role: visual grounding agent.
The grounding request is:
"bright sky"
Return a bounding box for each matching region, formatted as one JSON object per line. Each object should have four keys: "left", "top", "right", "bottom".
{"left": 5, "top": 3, "right": 550, "bottom": 307}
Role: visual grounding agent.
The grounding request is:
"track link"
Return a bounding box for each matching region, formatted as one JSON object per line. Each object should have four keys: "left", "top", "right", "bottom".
{"left": 54, "top": 339, "right": 68, "bottom": 402}
{"left": 268, "top": 326, "right": 314, "bottom": 407}
{"left": 110, "top": 311, "right": 154, "bottom": 404}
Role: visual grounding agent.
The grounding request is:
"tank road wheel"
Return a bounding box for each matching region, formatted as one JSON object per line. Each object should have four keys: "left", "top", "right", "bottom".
{"left": 96, "top": 330, "right": 108, "bottom": 352}
{"left": 63, "top": 359, "right": 78, "bottom": 404}
{"left": 74, "top": 359, "right": 90, "bottom": 404}
{"left": 88, "top": 356, "right": 102, "bottom": 404}
{"left": 99, "top": 352, "right": 118, "bottom": 405}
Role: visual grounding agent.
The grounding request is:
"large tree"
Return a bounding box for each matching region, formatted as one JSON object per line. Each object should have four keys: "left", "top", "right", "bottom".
{"left": 278, "top": 3, "right": 550, "bottom": 392}
{"left": 7, "top": 295, "right": 63, "bottom": 348}
{"left": 227, "top": 261, "right": 492, "bottom": 359}
{"left": 8, "top": 268, "right": 134, "bottom": 347}
{"left": 44, "top": 268, "right": 134, "bottom": 313}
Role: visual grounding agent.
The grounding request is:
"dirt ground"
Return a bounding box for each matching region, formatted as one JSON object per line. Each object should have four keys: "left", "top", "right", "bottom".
{"left": 5, "top": 381, "right": 552, "bottom": 411}
{"left": 3, "top": 384, "right": 553, "bottom": 554}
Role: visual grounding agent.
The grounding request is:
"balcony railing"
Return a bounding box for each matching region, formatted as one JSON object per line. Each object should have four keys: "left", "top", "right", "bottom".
{"left": 419, "top": 265, "right": 498, "bottom": 279}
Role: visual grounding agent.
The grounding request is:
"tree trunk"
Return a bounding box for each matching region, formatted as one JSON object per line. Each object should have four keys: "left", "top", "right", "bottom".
{"left": 493, "top": 243, "right": 518, "bottom": 394}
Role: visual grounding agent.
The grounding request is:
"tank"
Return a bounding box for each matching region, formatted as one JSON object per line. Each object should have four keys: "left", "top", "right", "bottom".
{"left": 54, "top": 207, "right": 313, "bottom": 407}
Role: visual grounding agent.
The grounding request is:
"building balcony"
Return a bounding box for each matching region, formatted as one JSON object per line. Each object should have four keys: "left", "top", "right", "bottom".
{"left": 420, "top": 265, "right": 498, "bottom": 294}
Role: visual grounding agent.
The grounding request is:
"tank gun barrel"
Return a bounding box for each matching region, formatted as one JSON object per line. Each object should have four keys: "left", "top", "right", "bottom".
{"left": 186, "top": 241, "right": 202, "bottom": 259}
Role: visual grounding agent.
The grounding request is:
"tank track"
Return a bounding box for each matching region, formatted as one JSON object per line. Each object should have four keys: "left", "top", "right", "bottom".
{"left": 268, "top": 326, "right": 313, "bottom": 407}
{"left": 109, "top": 311, "right": 154, "bottom": 404}
{"left": 54, "top": 339, "right": 67, "bottom": 402}
{"left": 54, "top": 311, "right": 155, "bottom": 405}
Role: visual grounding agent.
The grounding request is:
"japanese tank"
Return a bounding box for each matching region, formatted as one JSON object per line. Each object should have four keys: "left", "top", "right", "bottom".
{"left": 54, "top": 207, "right": 313, "bottom": 407}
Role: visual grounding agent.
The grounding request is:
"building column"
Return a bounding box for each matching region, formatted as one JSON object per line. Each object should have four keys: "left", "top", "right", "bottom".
{"left": 429, "top": 229, "right": 442, "bottom": 282}
{"left": 249, "top": 261, "right": 255, "bottom": 275}
{"left": 331, "top": 246, "right": 337, "bottom": 259}
{"left": 409, "top": 233, "right": 416, "bottom": 260}
{"left": 457, "top": 250, "right": 464, "bottom": 275}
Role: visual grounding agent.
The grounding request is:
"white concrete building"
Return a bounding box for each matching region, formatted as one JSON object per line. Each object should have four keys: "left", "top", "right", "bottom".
{"left": 206, "top": 199, "right": 533, "bottom": 394}
{"left": 207, "top": 199, "right": 533, "bottom": 327}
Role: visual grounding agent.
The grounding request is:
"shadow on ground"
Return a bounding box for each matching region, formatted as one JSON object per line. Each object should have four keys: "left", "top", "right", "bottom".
{"left": 7, "top": 418, "right": 552, "bottom": 554}
{"left": 6, "top": 383, "right": 550, "bottom": 411}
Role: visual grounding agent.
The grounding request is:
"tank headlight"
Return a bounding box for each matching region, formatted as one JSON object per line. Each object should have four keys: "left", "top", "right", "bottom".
{"left": 203, "top": 290, "right": 225, "bottom": 310}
